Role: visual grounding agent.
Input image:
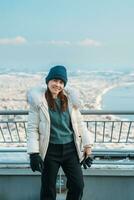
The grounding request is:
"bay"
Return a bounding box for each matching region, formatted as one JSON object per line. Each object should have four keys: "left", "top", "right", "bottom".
{"left": 102, "top": 85, "right": 134, "bottom": 120}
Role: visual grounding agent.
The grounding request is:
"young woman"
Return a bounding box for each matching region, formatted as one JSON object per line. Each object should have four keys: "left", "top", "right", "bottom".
{"left": 27, "top": 65, "right": 93, "bottom": 200}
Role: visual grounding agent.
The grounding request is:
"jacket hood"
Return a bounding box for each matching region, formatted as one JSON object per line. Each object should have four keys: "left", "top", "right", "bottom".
{"left": 27, "top": 85, "right": 81, "bottom": 109}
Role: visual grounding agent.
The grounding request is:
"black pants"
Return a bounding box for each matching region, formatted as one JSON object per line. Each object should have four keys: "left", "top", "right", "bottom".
{"left": 40, "top": 141, "right": 84, "bottom": 200}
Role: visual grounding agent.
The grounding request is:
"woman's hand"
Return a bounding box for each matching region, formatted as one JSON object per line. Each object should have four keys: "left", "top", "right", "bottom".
{"left": 81, "top": 146, "right": 93, "bottom": 169}
{"left": 83, "top": 146, "right": 92, "bottom": 158}
{"left": 30, "top": 153, "right": 44, "bottom": 173}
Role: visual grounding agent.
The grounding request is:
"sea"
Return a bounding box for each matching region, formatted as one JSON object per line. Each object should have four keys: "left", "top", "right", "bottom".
{"left": 102, "top": 85, "right": 134, "bottom": 120}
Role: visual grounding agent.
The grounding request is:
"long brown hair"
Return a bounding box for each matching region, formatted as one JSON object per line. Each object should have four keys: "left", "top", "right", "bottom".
{"left": 45, "top": 88, "right": 68, "bottom": 112}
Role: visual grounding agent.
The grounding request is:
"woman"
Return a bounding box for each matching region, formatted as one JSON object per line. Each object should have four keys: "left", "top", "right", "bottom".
{"left": 27, "top": 65, "right": 93, "bottom": 200}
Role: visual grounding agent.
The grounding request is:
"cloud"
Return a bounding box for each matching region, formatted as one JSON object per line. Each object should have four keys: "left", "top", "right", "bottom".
{"left": 36, "top": 38, "right": 102, "bottom": 47}
{"left": 36, "top": 40, "right": 71, "bottom": 46}
{"left": 76, "top": 38, "right": 101, "bottom": 47}
{"left": 48, "top": 40, "right": 71, "bottom": 46}
{"left": 0, "top": 36, "right": 27, "bottom": 45}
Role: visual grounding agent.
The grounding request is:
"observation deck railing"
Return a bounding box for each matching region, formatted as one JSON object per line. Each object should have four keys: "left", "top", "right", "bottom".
{"left": 0, "top": 109, "right": 134, "bottom": 161}
{"left": 0, "top": 110, "right": 134, "bottom": 144}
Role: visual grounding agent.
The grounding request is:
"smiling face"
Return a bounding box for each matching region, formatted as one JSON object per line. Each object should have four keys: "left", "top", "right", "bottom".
{"left": 47, "top": 79, "right": 64, "bottom": 98}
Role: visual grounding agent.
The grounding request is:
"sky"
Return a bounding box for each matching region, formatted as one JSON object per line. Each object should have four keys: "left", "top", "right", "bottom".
{"left": 0, "top": 0, "right": 134, "bottom": 72}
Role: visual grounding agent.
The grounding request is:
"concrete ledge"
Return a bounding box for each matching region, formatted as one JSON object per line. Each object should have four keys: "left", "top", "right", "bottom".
{"left": 0, "top": 165, "right": 134, "bottom": 200}
{"left": 1, "top": 148, "right": 134, "bottom": 200}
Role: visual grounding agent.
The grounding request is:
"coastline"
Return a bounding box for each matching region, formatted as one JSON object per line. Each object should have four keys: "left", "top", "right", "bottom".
{"left": 95, "top": 82, "right": 134, "bottom": 110}
{"left": 95, "top": 84, "right": 117, "bottom": 109}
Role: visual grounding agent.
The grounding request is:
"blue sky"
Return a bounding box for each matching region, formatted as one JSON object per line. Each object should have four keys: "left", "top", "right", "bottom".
{"left": 0, "top": 0, "right": 134, "bottom": 71}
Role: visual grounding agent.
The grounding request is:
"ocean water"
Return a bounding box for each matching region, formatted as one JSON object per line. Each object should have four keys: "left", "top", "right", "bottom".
{"left": 102, "top": 85, "right": 134, "bottom": 120}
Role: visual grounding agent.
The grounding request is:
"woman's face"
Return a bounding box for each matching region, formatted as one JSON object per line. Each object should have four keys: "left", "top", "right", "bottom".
{"left": 48, "top": 79, "right": 64, "bottom": 98}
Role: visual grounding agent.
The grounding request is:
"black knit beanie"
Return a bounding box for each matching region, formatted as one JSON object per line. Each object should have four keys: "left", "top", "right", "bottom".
{"left": 46, "top": 65, "right": 68, "bottom": 86}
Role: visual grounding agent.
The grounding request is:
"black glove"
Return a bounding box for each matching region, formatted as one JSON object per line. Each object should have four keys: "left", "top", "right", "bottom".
{"left": 30, "top": 153, "right": 44, "bottom": 172}
{"left": 80, "top": 156, "right": 93, "bottom": 169}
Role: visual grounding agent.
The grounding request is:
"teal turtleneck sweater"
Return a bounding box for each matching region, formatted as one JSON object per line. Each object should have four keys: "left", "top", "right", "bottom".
{"left": 48, "top": 98, "right": 74, "bottom": 144}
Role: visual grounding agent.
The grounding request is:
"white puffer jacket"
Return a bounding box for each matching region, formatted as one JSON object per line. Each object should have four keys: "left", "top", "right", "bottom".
{"left": 27, "top": 85, "right": 92, "bottom": 162}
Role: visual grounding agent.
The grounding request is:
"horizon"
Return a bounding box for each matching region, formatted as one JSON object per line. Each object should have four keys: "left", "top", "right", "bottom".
{"left": 0, "top": 65, "right": 134, "bottom": 75}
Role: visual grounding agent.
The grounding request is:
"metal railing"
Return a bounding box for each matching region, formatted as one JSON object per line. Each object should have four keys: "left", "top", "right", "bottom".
{"left": 0, "top": 110, "right": 134, "bottom": 146}
{"left": 81, "top": 110, "right": 134, "bottom": 144}
{"left": 0, "top": 110, "right": 28, "bottom": 144}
